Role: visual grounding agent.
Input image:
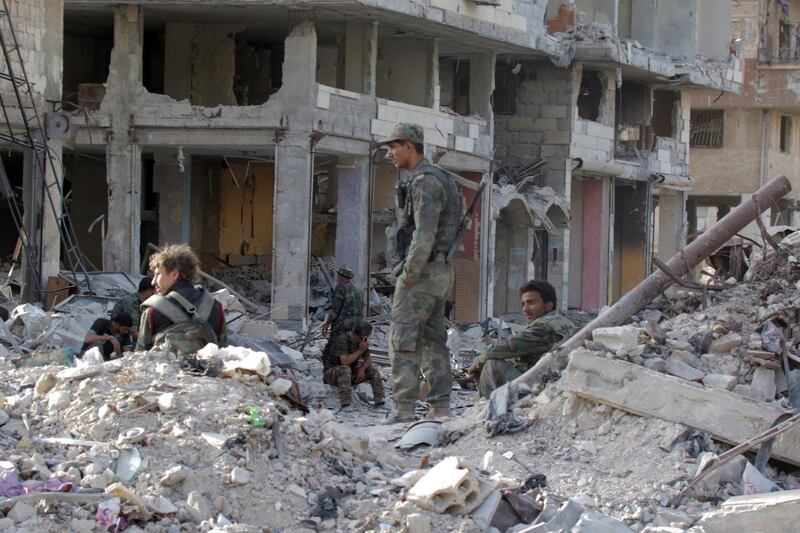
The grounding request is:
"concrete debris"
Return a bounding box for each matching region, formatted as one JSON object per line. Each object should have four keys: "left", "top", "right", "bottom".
{"left": 696, "top": 488, "right": 800, "bottom": 532}
{"left": 592, "top": 326, "right": 640, "bottom": 355}
{"left": 407, "top": 456, "right": 495, "bottom": 514}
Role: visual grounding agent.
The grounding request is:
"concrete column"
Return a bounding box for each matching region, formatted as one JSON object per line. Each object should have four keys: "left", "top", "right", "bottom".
{"left": 427, "top": 39, "right": 440, "bottom": 110}
{"left": 273, "top": 133, "right": 312, "bottom": 320}
{"left": 363, "top": 22, "right": 378, "bottom": 96}
{"left": 103, "top": 5, "right": 143, "bottom": 272}
{"left": 334, "top": 157, "right": 370, "bottom": 291}
{"left": 153, "top": 153, "right": 190, "bottom": 246}
{"left": 468, "top": 53, "right": 496, "bottom": 123}
{"left": 656, "top": 190, "right": 686, "bottom": 262}
{"left": 39, "top": 0, "right": 64, "bottom": 286}
{"left": 271, "top": 21, "right": 317, "bottom": 321}
{"left": 21, "top": 150, "right": 42, "bottom": 302}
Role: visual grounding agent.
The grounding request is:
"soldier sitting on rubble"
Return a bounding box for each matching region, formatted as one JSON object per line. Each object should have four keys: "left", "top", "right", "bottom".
{"left": 81, "top": 312, "right": 134, "bottom": 360}
{"left": 468, "top": 280, "right": 576, "bottom": 398}
{"left": 136, "top": 244, "right": 226, "bottom": 353}
{"left": 111, "top": 275, "right": 155, "bottom": 340}
{"left": 323, "top": 320, "right": 385, "bottom": 413}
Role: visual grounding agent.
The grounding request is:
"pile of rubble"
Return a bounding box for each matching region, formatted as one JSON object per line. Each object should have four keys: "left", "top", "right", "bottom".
{"left": 209, "top": 265, "right": 272, "bottom": 307}
{"left": 2, "top": 236, "right": 800, "bottom": 531}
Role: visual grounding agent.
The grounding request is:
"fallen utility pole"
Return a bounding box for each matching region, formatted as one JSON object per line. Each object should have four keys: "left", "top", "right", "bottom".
{"left": 512, "top": 174, "right": 792, "bottom": 389}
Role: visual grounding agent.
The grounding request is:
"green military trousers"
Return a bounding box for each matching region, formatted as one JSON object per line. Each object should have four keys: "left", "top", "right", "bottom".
{"left": 389, "top": 259, "right": 454, "bottom": 409}
{"left": 478, "top": 359, "right": 522, "bottom": 398}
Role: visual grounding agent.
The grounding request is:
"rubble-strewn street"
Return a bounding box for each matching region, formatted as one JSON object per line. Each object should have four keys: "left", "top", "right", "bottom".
{"left": 2, "top": 0, "right": 800, "bottom": 531}
{"left": 1, "top": 228, "right": 799, "bottom": 532}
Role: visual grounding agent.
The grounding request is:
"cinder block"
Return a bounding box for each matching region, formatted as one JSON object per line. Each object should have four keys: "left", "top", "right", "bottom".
{"left": 574, "top": 133, "right": 597, "bottom": 149}
{"left": 408, "top": 457, "right": 495, "bottom": 515}
{"left": 469, "top": 123, "right": 480, "bottom": 139}
{"left": 454, "top": 136, "right": 474, "bottom": 153}
{"left": 316, "top": 89, "right": 331, "bottom": 110}
{"left": 543, "top": 130, "right": 570, "bottom": 144}
{"left": 533, "top": 118, "right": 557, "bottom": 131}
{"left": 586, "top": 121, "right": 614, "bottom": 139}
{"left": 506, "top": 117, "right": 535, "bottom": 131}
{"left": 541, "top": 105, "right": 567, "bottom": 119}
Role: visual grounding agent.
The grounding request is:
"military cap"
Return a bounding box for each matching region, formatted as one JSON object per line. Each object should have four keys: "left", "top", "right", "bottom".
{"left": 377, "top": 122, "right": 424, "bottom": 146}
{"left": 336, "top": 265, "right": 354, "bottom": 279}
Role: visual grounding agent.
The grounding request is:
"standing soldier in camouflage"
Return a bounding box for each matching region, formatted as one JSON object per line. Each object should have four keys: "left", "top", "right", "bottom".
{"left": 321, "top": 265, "right": 363, "bottom": 362}
{"left": 468, "top": 280, "right": 576, "bottom": 397}
{"left": 378, "top": 123, "right": 463, "bottom": 422}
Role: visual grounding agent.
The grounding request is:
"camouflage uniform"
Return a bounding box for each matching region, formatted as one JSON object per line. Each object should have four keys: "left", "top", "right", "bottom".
{"left": 477, "top": 311, "right": 576, "bottom": 397}
{"left": 111, "top": 292, "right": 142, "bottom": 330}
{"left": 323, "top": 332, "right": 384, "bottom": 406}
{"left": 388, "top": 158, "right": 462, "bottom": 411}
{"left": 322, "top": 277, "right": 363, "bottom": 361}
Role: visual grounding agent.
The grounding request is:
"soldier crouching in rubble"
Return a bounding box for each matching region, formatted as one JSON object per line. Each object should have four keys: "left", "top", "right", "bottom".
{"left": 469, "top": 280, "right": 576, "bottom": 397}
{"left": 323, "top": 320, "right": 385, "bottom": 413}
{"left": 136, "top": 244, "right": 227, "bottom": 353}
{"left": 81, "top": 312, "right": 134, "bottom": 360}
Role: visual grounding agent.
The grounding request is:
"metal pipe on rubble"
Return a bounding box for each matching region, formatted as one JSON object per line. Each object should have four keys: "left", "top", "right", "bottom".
{"left": 513, "top": 174, "right": 793, "bottom": 388}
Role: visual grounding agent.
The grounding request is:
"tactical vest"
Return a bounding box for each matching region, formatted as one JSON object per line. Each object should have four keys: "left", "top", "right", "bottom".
{"left": 142, "top": 290, "right": 218, "bottom": 354}
{"left": 394, "top": 161, "right": 463, "bottom": 263}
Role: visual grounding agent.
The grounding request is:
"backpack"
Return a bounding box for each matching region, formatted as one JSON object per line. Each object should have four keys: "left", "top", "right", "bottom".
{"left": 143, "top": 290, "right": 218, "bottom": 355}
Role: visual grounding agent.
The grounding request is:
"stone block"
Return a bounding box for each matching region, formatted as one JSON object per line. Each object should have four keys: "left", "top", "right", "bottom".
{"left": 543, "top": 130, "right": 570, "bottom": 144}
{"left": 696, "top": 488, "right": 800, "bottom": 532}
{"left": 734, "top": 384, "right": 755, "bottom": 399}
{"left": 751, "top": 367, "right": 776, "bottom": 402}
{"left": 586, "top": 121, "right": 614, "bottom": 139}
{"left": 532, "top": 118, "right": 557, "bottom": 131}
{"left": 506, "top": 117, "right": 535, "bottom": 131}
{"left": 405, "top": 513, "right": 432, "bottom": 533}
{"left": 644, "top": 357, "right": 666, "bottom": 372}
{"left": 407, "top": 456, "right": 495, "bottom": 515}
{"left": 591, "top": 326, "right": 640, "bottom": 354}
{"left": 703, "top": 374, "right": 737, "bottom": 391}
{"left": 565, "top": 352, "right": 800, "bottom": 466}
{"left": 710, "top": 333, "right": 742, "bottom": 353}
{"left": 540, "top": 105, "right": 567, "bottom": 118}
{"left": 665, "top": 356, "right": 705, "bottom": 382}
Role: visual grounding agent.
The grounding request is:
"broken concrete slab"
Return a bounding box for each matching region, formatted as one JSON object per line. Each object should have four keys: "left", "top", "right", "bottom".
{"left": 696, "top": 488, "right": 800, "bottom": 532}
{"left": 565, "top": 352, "right": 800, "bottom": 466}
{"left": 665, "top": 355, "right": 705, "bottom": 381}
{"left": 703, "top": 373, "right": 737, "bottom": 391}
{"left": 592, "top": 326, "right": 640, "bottom": 354}
{"left": 710, "top": 333, "right": 742, "bottom": 353}
{"left": 751, "top": 367, "right": 777, "bottom": 402}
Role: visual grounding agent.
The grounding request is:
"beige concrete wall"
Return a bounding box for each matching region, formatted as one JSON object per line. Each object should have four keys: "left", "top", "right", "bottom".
{"left": 690, "top": 109, "right": 800, "bottom": 200}
{"left": 689, "top": 108, "right": 762, "bottom": 197}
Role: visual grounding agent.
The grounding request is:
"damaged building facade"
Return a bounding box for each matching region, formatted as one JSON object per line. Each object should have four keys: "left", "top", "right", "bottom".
{"left": 690, "top": 0, "right": 800, "bottom": 237}
{"left": 490, "top": 0, "right": 739, "bottom": 314}
{"left": 1, "top": 0, "right": 737, "bottom": 322}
